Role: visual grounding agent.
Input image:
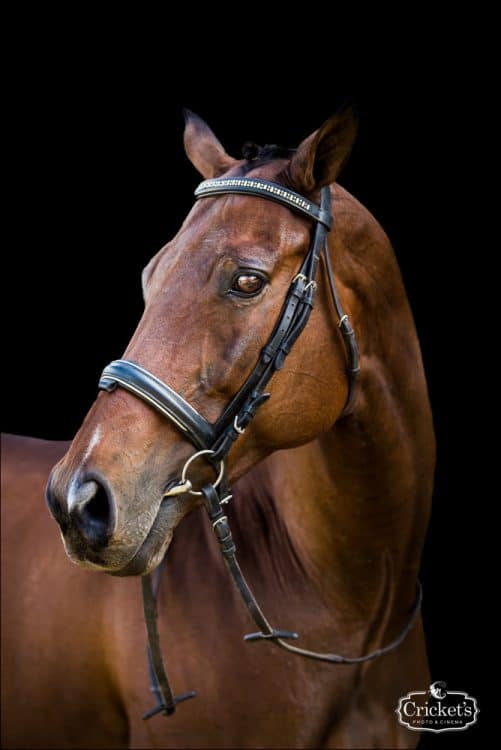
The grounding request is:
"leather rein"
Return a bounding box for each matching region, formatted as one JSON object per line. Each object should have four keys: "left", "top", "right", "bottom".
{"left": 98, "top": 177, "right": 422, "bottom": 719}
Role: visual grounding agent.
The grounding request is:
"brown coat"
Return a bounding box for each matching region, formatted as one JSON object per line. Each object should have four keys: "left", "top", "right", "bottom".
{"left": 2, "top": 108, "right": 434, "bottom": 748}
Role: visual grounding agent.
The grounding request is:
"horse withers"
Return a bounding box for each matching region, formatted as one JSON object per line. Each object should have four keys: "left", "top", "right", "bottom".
{"left": 2, "top": 105, "right": 434, "bottom": 749}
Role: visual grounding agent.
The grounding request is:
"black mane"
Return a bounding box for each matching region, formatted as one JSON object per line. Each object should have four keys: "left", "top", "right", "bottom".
{"left": 240, "top": 141, "right": 295, "bottom": 172}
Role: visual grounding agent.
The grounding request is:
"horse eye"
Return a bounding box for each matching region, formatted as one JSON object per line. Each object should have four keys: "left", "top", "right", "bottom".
{"left": 231, "top": 274, "right": 265, "bottom": 296}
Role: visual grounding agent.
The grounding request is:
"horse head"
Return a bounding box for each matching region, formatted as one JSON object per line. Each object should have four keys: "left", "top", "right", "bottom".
{"left": 46, "top": 106, "right": 358, "bottom": 575}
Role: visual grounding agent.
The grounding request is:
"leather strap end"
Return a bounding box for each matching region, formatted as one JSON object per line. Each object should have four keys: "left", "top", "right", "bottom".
{"left": 201, "top": 484, "right": 222, "bottom": 519}
{"left": 99, "top": 377, "right": 118, "bottom": 392}
{"left": 244, "top": 629, "right": 299, "bottom": 642}
{"left": 142, "top": 690, "right": 197, "bottom": 721}
{"left": 142, "top": 704, "right": 171, "bottom": 720}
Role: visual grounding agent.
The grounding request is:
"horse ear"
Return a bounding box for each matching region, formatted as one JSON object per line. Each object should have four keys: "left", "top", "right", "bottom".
{"left": 183, "top": 109, "right": 237, "bottom": 179}
{"left": 286, "top": 103, "right": 358, "bottom": 193}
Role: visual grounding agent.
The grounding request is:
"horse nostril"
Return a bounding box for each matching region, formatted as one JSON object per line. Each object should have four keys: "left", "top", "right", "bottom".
{"left": 71, "top": 478, "right": 115, "bottom": 546}
{"left": 81, "top": 484, "right": 110, "bottom": 524}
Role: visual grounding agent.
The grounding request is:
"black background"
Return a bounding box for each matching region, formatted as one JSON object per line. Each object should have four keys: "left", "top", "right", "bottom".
{"left": 3, "top": 87, "right": 486, "bottom": 746}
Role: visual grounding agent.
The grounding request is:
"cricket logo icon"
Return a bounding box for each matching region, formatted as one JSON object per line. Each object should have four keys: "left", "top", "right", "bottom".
{"left": 396, "top": 681, "right": 479, "bottom": 733}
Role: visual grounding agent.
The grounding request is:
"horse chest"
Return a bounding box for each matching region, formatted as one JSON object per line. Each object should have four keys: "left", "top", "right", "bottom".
{"left": 108, "top": 569, "right": 356, "bottom": 749}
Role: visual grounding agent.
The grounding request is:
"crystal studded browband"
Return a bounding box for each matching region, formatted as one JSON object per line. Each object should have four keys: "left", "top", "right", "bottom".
{"left": 194, "top": 178, "right": 332, "bottom": 230}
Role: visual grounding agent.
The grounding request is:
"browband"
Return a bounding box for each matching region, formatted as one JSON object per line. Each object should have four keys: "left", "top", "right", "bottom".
{"left": 195, "top": 177, "right": 333, "bottom": 230}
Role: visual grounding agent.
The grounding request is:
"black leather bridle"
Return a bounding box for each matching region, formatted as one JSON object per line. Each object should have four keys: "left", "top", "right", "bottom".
{"left": 100, "top": 179, "right": 359, "bottom": 458}
{"left": 98, "top": 177, "right": 422, "bottom": 720}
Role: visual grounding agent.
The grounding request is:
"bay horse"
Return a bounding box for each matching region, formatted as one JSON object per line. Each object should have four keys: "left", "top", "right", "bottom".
{"left": 1, "top": 105, "right": 434, "bottom": 749}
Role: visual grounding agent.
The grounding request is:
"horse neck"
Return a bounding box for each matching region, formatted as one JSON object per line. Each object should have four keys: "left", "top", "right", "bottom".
{"left": 234, "top": 185, "right": 434, "bottom": 621}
